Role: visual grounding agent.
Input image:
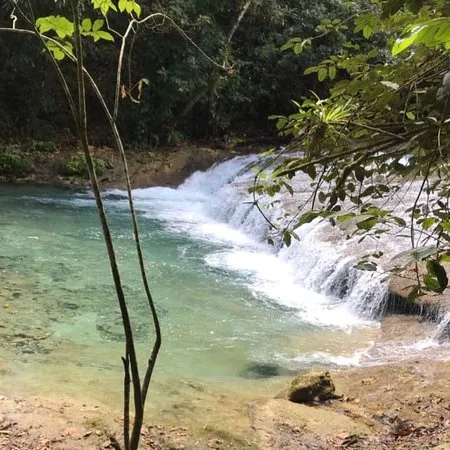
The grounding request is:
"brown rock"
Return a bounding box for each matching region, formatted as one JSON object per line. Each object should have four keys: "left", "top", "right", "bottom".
{"left": 287, "top": 371, "right": 339, "bottom": 403}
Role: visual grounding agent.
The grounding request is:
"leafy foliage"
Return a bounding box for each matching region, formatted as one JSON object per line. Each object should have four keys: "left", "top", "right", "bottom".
{"left": 63, "top": 151, "right": 106, "bottom": 178}
{"left": 252, "top": 0, "right": 450, "bottom": 297}
{"left": 0, "top": 145, "right": 34, "bottom": 176}
{"left": 0, "top": 0, "right": 368, "bottom": 144}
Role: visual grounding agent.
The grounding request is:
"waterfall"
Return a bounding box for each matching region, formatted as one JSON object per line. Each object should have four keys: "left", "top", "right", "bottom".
{"left": 435, "top": 312, "right": 450, "bottom": 343}
{"left": 178, "top": 155, "right": 392, "bottom": 321}
{"left": 107, "top": 153, "right": 448, "bottom": 340}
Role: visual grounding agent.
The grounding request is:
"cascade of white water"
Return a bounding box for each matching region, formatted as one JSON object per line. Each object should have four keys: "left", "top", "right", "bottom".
{"left": 435, "top": 312, "right": 450, "bottom": 343}
{"left": 176, "top": 155, "right": 392, "bottom": 322}
{"left": 107, "top": 153, "right": 448, "bottom": 339}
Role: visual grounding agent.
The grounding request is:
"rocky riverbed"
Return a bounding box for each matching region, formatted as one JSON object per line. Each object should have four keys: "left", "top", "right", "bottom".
{"left": 1, "top": 306, "right": 449, "bottom": 449}
{"left": 1, "top": 356, "right": 449, "bottom": 449}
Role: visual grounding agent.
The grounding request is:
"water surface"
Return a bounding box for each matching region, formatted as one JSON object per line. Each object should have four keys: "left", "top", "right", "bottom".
{"left": 9, "top": 155, "right": 438, "bottom": 428}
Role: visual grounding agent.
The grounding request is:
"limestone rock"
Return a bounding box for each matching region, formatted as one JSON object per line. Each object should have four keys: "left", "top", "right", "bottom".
{"left": 249, "top": 399, "right": 371, "bottom": 449}
{"left": 287, "top": 371, "right": 339, "bottom": 403}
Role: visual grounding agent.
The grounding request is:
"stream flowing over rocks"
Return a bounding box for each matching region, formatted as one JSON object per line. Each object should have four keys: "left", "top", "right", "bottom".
{"left": 114, "top": 154, "right": 450, "bottom": 361}
{"left": 1, "top": 154, "right": 450, "bottom": 379}
{"left": 1, "top": 154, "right": 450, "bottom": 449}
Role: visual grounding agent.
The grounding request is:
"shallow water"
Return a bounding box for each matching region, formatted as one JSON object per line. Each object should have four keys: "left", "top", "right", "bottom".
{"left": 0, "top": 182, "right": 380, "bottom": 420}
{"left": 2, "top": 159, "right": 448, "bottom": 429}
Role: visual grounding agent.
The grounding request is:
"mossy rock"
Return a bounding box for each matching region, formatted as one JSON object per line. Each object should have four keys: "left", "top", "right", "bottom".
{"left": 286, "top": 371, "right": 339, "bottom": 403}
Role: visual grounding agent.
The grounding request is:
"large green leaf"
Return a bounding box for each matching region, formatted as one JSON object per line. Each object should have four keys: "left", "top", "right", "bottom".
{"left": 392, "top": 18, "right": 450, "bottom": 55}
{"left": 424, "top": 260, "right": 448, "bottom": 293}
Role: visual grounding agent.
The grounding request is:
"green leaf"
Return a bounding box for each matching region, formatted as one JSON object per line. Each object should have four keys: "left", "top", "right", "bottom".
{"left": 133, "top": 2, "right": 142, "bottom": 17}
{"left": 304, "top": 66, "right": 318, "bottom": 75}
{"left": 360, "top": 186, "right": 375, "bottom": 198}
{"left": 118, "top": 0, "right": 127, "bottom": 12}
{"left": 363, "top": 25, "right": 373, "bottom": 39}
{"left": 393, "top": 245, "right": 439, "bottom": 263}
{"left": 439, "top": 253, "right": 450, "bottom": 263}
{"left": 280, "top": 40, "right": 294, "bottom": 52}
{"left": 96, "top": 30, "right": 114, "bottom": 41}
{"left": 126, "top": 1, "right": 134, "bottom": 13}
{"left": 424, "top": 260, "right": 448, "bottom": 293}
{"left": 329, "top": 66, "right": 337, "bottom": 80}
{"left": 393, "top": 216, "right": 407, "bottom": 227}
{"left": 441, "top": 222, "right": 450, "bottom": 232}
{"left": 36, "top": 16, "right": 74, "bottom": 38}
{"left": 81, "top": 18, "right": 92, "bottom": 32}
{"left": 93, "top": 0, "right": 118, "bottom": 15}
{"left": 36, "top": 18, "right": 52, "bottom": 34}
{"left": 354, "top": 166, "right": 365, "bottom": 182}
{"left": 356, "top": 216, "right": 378, "bottom": 231}
{"left": 305, "top": 164, "right": 316, "bottom": 179}
{"left": 92, "top": 19, "right": 104, "bottom": 31}
{"left": 406, "top": 111, "right": 415, "bottom": 120}
{"left": 318, "top": 68, "right": 328, "bottom": 82}
{"left": 406, "top": 285, "right": 420, "bottom": 303}
{"left": 392, "top": 33, "right": 419, "bottom": 55}
{"left": 46, "top": 41, "right": 70, "bottom": 60}
{"left": 336, "top": 212, "right": 356, "bottom": 222}
{"left": 423, "top": 274, "right": 441, "bottom": 292}
{"left": 295, "top": 211, "right": 320, "bottom": 228}
{"left": 52, "top": 47, "right": 65, "bottom": 60}
{"left": 283, "top": 230, "right": 292, "bottom": 247}
{"left": 422, "top": 217, "right": 436, "bottom": 230}
{"left": 294, "top": 43, "right": 303, "bottom": 54}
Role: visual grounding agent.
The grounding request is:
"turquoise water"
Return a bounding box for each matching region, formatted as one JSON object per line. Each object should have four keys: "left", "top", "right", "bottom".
{"left": 0, "top": 182, "right": 378, "bottom": 426}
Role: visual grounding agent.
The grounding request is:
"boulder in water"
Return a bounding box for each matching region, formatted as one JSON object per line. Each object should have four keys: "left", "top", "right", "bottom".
{"left": 285, "top": 371, "right": 339, "bottom": 403}
{"left": 241, "top": 362, "right": 280, "bottom": 379}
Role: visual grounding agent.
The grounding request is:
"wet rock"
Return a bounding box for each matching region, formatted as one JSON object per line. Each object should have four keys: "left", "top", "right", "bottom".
{"left": 389, "top": 263, "right": 450, "bottom": 319}
{"left": 0, "top": 328, "right": 53, "bottom": 356}
{"left": 286, "top": 371, "right": 339, "bottom": 403}
{"left": 436, "top": 320, "right": 450, "bottom": 344}
{"left": 241, "top": 362, "right": 280, "bottom": 379}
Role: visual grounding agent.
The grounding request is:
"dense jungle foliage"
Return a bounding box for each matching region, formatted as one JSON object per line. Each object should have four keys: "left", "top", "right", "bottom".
{"left": 0, "top": 0, "right": 368, "bottom": 146}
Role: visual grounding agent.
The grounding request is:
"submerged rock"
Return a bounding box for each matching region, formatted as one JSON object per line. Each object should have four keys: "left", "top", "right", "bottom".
{"left": 285, "top": 371, "right": 339, "bottom": 403}
{"left": 240, "top": 362, "right": 280, "bottom": 379}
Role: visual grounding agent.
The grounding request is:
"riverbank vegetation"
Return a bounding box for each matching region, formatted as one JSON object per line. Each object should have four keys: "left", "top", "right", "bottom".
{"left": 252, "top": 0, "right": 450, "bottom": 301}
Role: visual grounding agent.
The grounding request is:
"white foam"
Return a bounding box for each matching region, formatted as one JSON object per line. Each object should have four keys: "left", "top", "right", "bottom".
{"left": 100, "top": 154, "right": 447, "bottom": 343}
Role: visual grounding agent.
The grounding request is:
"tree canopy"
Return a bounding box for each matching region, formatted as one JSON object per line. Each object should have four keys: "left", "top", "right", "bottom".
{"left": 0, "top": 0, "right": 366, "bottom": 145}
